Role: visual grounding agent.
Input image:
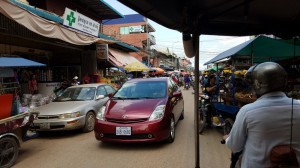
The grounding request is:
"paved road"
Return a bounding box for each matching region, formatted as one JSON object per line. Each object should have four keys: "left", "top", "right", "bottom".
{"left": 13, "top": 89, "right": 231, "bottom": 168}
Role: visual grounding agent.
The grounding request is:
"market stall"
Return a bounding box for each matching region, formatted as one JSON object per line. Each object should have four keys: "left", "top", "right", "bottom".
{"left": 99, "top": 67, "right": 126, "bottom": 89}
{"left": 123, "top": 61, "right": 149, "bottom": 78}
{"left": 0, "top": 56, "right": 49, "bottom": 116}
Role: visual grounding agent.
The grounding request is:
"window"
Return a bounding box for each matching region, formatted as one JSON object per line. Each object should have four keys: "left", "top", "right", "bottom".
{"left": 120, "top": 27, "right": 129, "bottom": 35}
{"left": 168, "top": 79, "right": 174, "bottom": 96}
{"left": 104, "top": 85, "right": 116, "bottom": 95}
{"left": 97, "top": 86, "right": 107, "bottom": 96}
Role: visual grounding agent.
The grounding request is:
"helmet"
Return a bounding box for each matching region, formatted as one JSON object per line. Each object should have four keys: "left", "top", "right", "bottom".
{"left": 244, "top": 62, "right": 287, "bottom": 96}
{"left": 73, "top": 76, "right": 78, "bottom": 80}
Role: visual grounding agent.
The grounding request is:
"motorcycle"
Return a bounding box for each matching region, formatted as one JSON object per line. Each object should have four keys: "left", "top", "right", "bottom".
{"left": 184, "top": 82, "right": 190, "bottom": 90}
{"left": 198, "top": 94, "right": 239, "bottom": 134}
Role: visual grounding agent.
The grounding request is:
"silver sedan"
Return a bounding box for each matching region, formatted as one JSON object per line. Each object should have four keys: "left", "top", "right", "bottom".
{"left": 32, "top": 84, "right": 116, "bottom": 132}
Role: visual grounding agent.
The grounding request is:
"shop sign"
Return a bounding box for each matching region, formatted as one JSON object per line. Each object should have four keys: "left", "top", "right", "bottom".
{"left": 63, "top": 8, "right": 100, "bottom": 37}
{"left": 129, "top": 26, "right": 144, "bottom": 33}
{"left": 96, "top": 44, "right": 108, "bottom": 60}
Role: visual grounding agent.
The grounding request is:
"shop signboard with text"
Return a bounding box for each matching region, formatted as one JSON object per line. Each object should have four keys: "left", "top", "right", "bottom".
{"left": 63, "top": 8, "right": 100, "bottom": 37}
{"left": 129, "top": 26, "right": 145, "bottom": 33}
{"left": 96, "top": 44, "right": 108, "bottom": 60}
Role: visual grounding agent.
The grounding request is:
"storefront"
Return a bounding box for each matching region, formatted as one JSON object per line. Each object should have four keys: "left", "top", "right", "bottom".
{"left": 0, "top": 0, "right": 115, "bottom": 96}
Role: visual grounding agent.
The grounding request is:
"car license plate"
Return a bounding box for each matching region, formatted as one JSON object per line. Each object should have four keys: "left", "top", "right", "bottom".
{"left": 116, "top": 127, "right": 131, "bottom": 136}
{"left": 40, "top": 123, "right": 50, "bottom": 129}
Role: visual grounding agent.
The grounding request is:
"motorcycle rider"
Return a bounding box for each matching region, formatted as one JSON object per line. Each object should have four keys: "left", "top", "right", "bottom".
{"left": 54, "top": 80, "right": 71, "bottom": 96}
{"left": 203, "top": 74, "right": 217, "bottom": 100}
{"left": 202, "top": 74, "right": 217, "bottom": 127}
{"left": 184, "top": 74, "right": 191, "bottom": 89}
{"left": 223, "top": 62, "right": 300, "bottom": 167}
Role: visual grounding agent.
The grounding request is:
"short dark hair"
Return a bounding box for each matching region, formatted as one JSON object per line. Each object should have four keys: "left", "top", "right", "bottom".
{"left": 209, "top": 74, "right": 216, "bottom": 80}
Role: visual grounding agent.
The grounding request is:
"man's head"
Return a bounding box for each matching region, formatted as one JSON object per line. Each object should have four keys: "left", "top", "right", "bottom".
{"left": 208, "top": 74, "right": 216, "bottom": 84}
{"left": 245, "top": 62, "right": 287, "bottom": 96}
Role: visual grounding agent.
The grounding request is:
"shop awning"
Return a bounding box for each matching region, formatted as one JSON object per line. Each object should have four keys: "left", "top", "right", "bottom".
{"left": 109, "top": 48, "right": 140, "bottom": 66}
{"left": 108, "top": 54, "right": 123, "bottom": 67}
{"left": 204, "top": 36, "right": 300, "bottom": 65}
{"left": 0, "top": 0, "right": 115, "bottom": 45}
{"left": 0, "top": 57, "right": 46, "bottom": 67}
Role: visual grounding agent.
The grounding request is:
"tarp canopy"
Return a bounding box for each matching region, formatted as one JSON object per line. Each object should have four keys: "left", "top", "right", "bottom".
{"left": 0, "top": 57, "right": 46, "bottom": 67}
{"left": 204, "top": 36, "right": 300, "bottom": 65}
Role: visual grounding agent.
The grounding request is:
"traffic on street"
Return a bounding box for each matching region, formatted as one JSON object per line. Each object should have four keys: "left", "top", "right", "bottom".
{"left": 12, "top": 88, "right": 231, "bottom": 168}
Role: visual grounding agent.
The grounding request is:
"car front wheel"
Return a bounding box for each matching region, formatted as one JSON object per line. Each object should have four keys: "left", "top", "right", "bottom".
{"left": 82, "top": 112, "right": 95, "bottom": 133}
{"left": 166, "top": 116, "right": 175, "bottom": 143}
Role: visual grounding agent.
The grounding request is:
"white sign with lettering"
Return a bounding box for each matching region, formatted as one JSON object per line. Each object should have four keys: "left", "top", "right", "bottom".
{"left": 129, "top": 26, "right": 144, "bottom": 33}
{"left": 63, "top": 8, "right": 100, "bottom": 37}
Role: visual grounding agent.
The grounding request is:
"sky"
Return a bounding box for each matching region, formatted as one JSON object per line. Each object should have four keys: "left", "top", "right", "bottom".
{"left": 104, "top": 0, "right": 250, "bottom": 70}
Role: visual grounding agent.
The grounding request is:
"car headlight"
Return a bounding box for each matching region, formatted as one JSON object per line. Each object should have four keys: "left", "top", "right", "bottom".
{"left": 96, "top": 106, "right": 106, "bottom": 120}
{"left": 59, "top": 111, "right": 81, "bottom": 119}
{"left": 149, "top": 105, "right": 166, "bottom": 121}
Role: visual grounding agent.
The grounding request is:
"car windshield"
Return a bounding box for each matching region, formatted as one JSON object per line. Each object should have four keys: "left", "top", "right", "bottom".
{"left": 113, "top": 81, "right": 166, "bottom": 99}
{"left": 55, "top": 87, "right": 96, "bottom": 101}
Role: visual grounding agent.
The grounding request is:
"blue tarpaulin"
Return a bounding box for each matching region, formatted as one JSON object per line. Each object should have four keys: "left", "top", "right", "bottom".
{"left": 0, "top": 57, "right": 46, "bottom": 67}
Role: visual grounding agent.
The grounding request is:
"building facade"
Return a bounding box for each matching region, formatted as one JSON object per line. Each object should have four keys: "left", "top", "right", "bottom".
{"left": 102, "top": 14, "right": 156, "bottom": 65}
{"left": 0, "top": 0, "right": 139, "bottom": 95}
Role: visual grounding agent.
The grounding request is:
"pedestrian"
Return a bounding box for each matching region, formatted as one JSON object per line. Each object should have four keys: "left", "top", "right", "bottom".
{"left": 82, "top": 73, "right": 90, "bottom": 84}
{"left": 223, "top": 62, "right": 300, "bottom": 168}
{"left": 71, "top": 76, "right": 80, "bottom": 85}
{"left": 171, "top": 75, "right": 178, "bottom": 84}
{"left": 202, "top": 75, "right": 208, "bottom": 86}
{"left": 28, "top": 74, "right": 38, "bottom": 94}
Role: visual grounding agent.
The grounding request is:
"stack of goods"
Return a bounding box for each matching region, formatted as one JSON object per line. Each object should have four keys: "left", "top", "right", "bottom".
{"left": 235, "top": 91, "right": 257, "bottom": 103}
{"left": 22, "top": 94, "right": 52, "bottom": 110}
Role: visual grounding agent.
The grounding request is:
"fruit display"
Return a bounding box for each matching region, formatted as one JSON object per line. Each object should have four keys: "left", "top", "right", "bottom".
{"left": 235, "top": 91, "right": 257, "bottom": 103}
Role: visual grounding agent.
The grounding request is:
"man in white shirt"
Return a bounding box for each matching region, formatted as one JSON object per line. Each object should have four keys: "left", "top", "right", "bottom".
{"left": 224, "top": 62, "right": 300, "bottom": 168}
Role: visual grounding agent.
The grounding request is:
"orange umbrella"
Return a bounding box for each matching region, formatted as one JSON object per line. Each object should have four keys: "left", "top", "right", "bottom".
{"left": 152, "top": 67, "right": 165, "bottom": 75}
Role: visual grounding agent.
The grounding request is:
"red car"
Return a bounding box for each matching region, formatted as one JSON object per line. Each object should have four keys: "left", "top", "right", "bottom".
{"left": 94, "top": 77, "right": 184, "bottom": 143}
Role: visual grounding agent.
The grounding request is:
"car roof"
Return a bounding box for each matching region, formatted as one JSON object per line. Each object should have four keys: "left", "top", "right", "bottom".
{"left": 68, "top": 83, "right": 109, "bottom": 88}
{"left": 128, "top": 77, "right": 169, "bottom": 83}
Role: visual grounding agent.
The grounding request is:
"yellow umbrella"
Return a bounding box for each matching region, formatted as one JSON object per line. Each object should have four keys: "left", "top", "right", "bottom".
{"left": 124, "top": 61, "right": 149, "bottom": 71}
{"left": 223, "top": 69, "right": 232, "bottom": 74}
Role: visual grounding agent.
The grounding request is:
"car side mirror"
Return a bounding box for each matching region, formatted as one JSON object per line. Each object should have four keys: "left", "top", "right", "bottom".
{"left": 96, "top": 95, "right": 105, "bottom": 100}
{"left": 108, "top": 93, "right": 114, "bottom": 98}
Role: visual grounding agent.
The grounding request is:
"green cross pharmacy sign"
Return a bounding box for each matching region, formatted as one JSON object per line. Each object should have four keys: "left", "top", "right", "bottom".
{"left": 66, "top": 11, "right": 76, "bottom": 26}
{"left": 63, "top": 8, "right": 100, "bottom": 37}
